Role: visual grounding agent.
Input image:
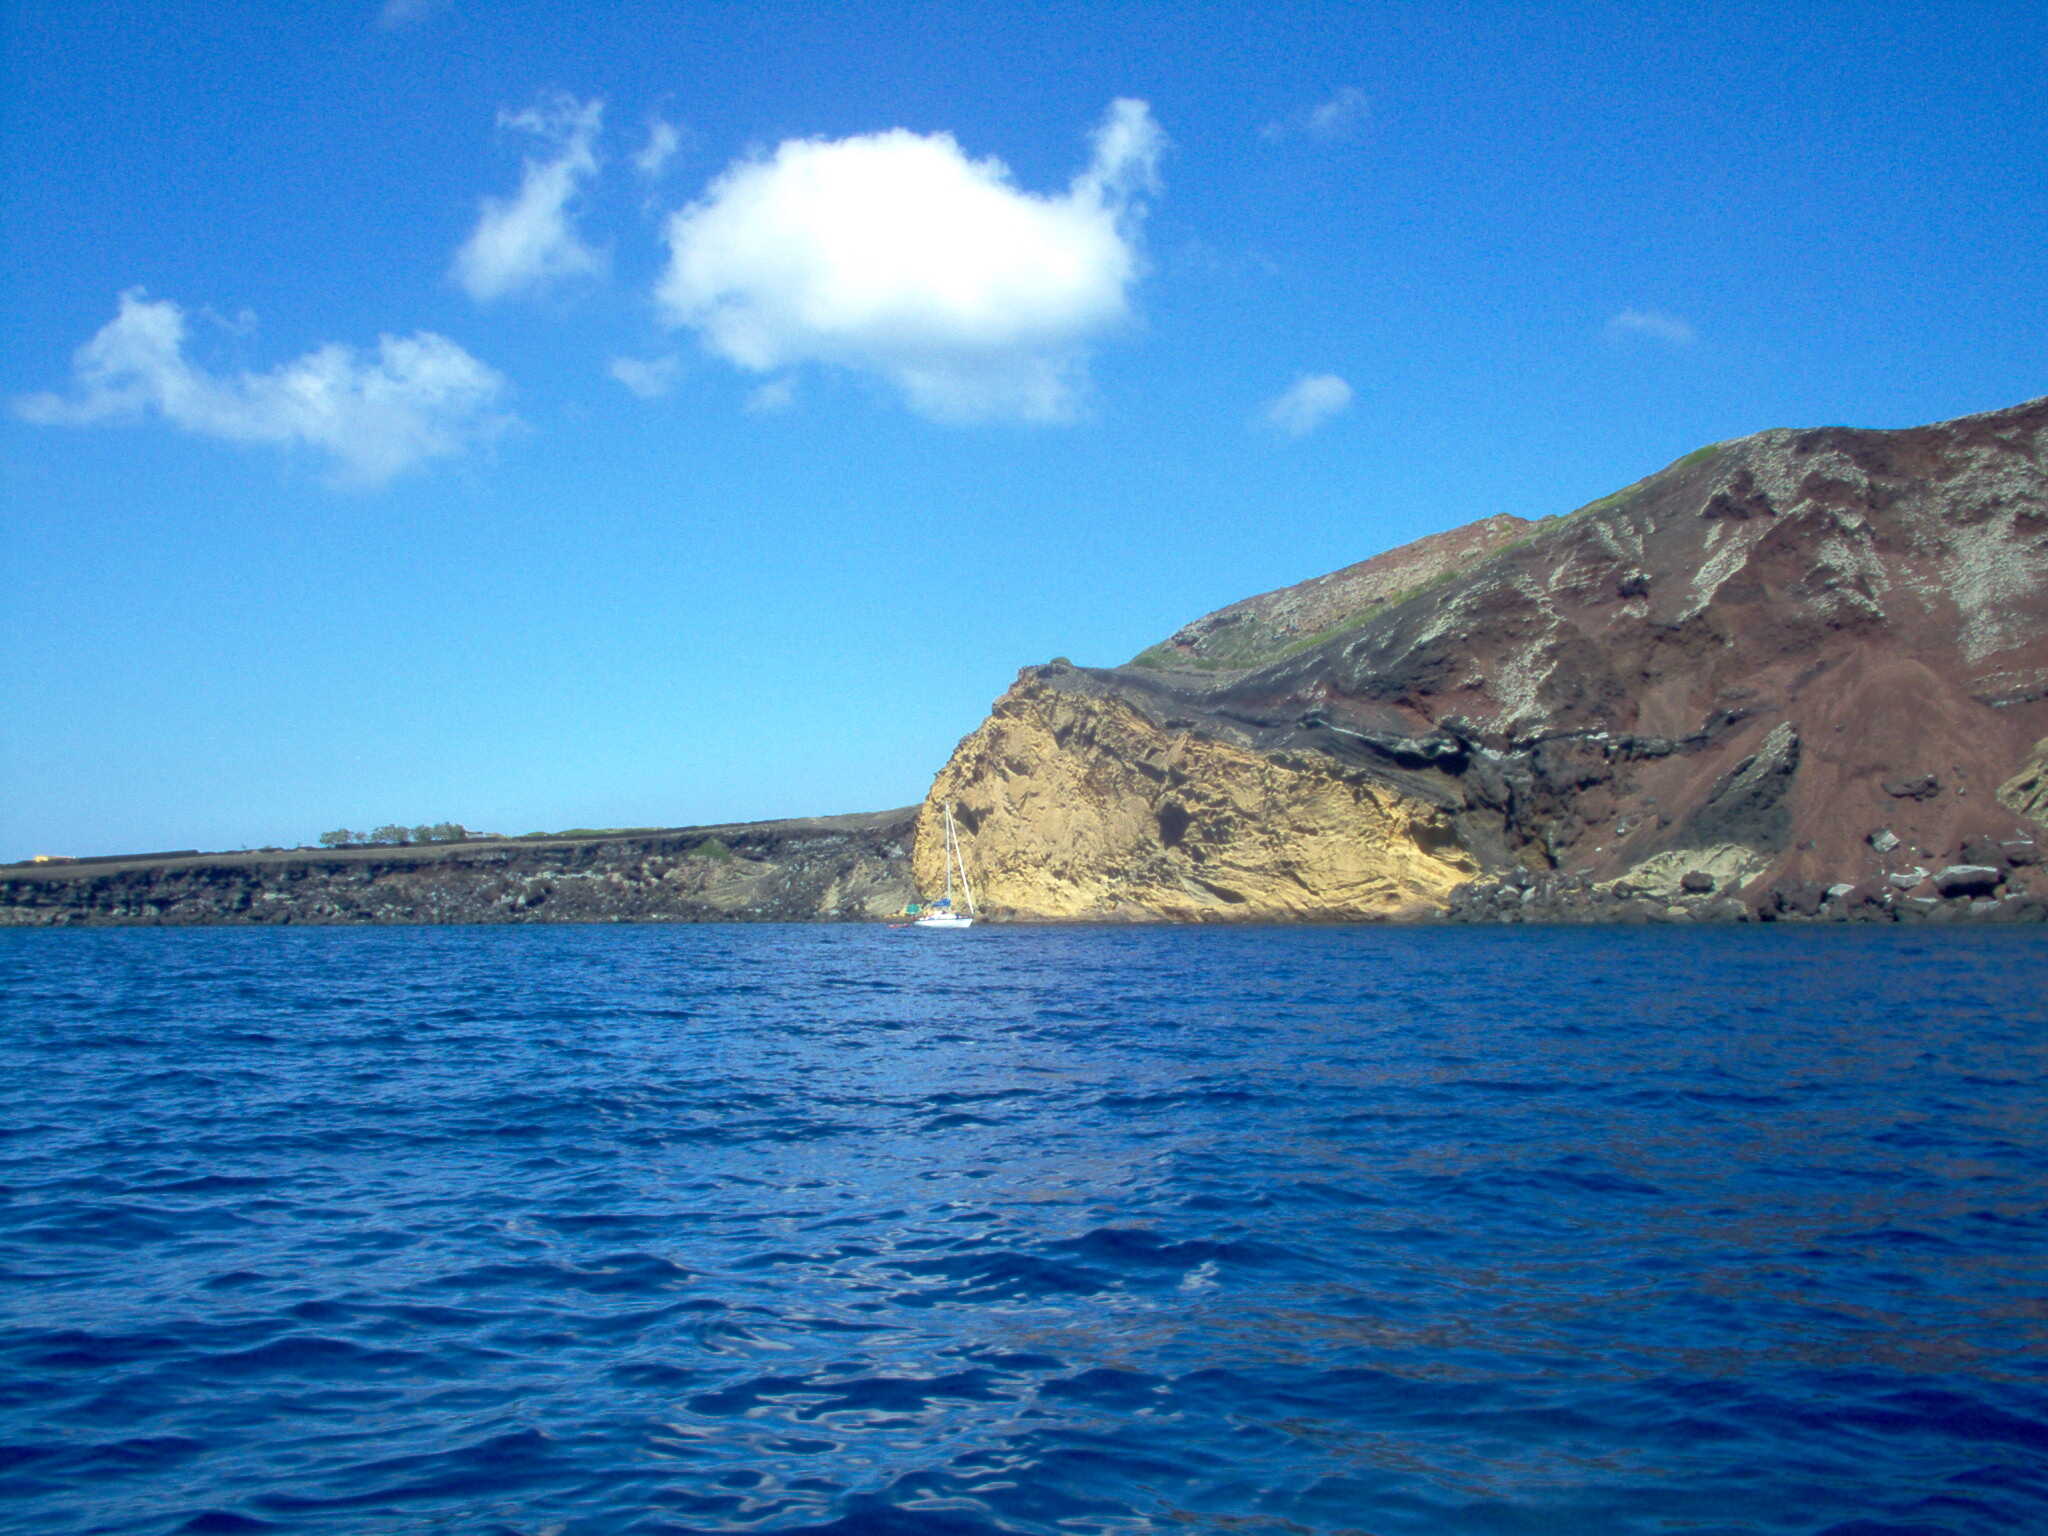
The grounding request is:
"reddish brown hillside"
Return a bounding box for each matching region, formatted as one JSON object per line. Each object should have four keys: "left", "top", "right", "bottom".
{"left": 925, "top": 394, "right": 2048, "bottom": 920}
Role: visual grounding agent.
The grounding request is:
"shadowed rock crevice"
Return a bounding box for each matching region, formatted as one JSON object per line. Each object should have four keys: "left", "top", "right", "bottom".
{"left": 1155, "top": 802, "right": 1191, "bottom": 849}
{"left": 1671, "top": 722, "right": 1802, "bottom": 853}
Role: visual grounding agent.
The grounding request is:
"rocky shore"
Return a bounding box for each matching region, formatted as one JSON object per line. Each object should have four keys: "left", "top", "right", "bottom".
{"left": 7, "top": 810, "right": 2043, "bottom": 928}
{"left": 0, "top": 811, "right": 916, "bottom": 928}
{"left": 1445, "top": 830, "right": 2045, "bottom": 924}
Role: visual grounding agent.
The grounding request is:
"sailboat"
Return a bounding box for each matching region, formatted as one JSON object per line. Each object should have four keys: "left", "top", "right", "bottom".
{"left": 914, "top": 802, "right": 978, "bottom": 928}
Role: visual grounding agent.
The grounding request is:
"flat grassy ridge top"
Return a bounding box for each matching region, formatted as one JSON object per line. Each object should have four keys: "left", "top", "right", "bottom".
{"left": 1127, "top": 512, "right": 1535, "bottom": 674}
{"left": 3, "top": 809, "right": 918, "bottom": 881}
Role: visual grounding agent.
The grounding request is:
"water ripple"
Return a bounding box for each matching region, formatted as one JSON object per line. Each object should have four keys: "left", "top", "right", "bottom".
{"left": 1, "top": 923, "right": 2045, "bottom": 1534}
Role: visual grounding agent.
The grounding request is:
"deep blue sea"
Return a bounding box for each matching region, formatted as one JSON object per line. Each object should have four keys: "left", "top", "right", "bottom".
{"left": 2, "top": 925, "right": 2045, "bottom": 1536}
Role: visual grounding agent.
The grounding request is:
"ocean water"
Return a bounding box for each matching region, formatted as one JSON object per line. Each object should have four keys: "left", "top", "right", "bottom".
{"left": 1, "top": 924, "right": 2044, "bottom": 1536}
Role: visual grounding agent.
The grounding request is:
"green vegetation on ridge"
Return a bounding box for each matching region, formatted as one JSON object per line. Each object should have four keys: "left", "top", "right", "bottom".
{"left": 320, "top": 824, "right": 468, "bottom": 848}
{"left": 1125, "top": 433, "right": 1734, "bottom": 676}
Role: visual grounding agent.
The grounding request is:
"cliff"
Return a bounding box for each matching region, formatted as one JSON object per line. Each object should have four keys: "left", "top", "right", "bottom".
{"left": 918, "top": 396, "right": 2048, "bottom": 921}
{"left": 912, "top": 672, "right": 1475, "bottom": 919}
{"left": 0, "top": 810, "right": 916, "bottom": 927}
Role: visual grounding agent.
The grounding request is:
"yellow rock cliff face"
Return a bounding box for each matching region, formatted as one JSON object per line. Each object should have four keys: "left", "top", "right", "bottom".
{"left": 913, "top": 678, "right": 1476, "bottom": 920}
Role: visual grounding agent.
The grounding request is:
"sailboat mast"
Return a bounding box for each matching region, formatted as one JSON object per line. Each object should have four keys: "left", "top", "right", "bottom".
{"left": 941, "top": 803, "right": 957, "bottom": 905}
{"left": 957, "top": 822, "right": 977, "bottom": 917}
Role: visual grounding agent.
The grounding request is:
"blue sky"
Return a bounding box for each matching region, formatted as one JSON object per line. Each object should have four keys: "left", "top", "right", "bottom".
{"left": 4, "top": 0, "right": 2044, "bottom": 857}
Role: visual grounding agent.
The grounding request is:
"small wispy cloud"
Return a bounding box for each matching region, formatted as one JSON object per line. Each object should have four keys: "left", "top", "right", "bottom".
{"left": 608, "top": 354, "right": 680, "bottom": 399}
{"left": 453, "top": 93, "right": 607, "bottom": 303}
{"left": 376, "top": 0, "right": 445, "bottom": 31}
{"left": 634, "top": 118, "right": 682, "bottom": 180}
{"left": 1606, "top": 309, "right": 1697, "bottom": 346}
{"left": 1261, "top": 87, "right": 1369, "bottom": 144}
{"left": 16, "top": 289, "right": 510, "bottom": 485}
{"left": 1261, "top": 373, "right": 1354, "bottom": 438}
{"left": 744, "top": 377, "right": 796, "bottom": 415}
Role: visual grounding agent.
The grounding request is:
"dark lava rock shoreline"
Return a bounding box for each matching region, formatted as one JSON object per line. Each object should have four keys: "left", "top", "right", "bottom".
{"left": 1444, "top": 848, "right": 2048, "bottom": 925}
{"left": 0, "top": 811, "right": 917, "bottom": 928}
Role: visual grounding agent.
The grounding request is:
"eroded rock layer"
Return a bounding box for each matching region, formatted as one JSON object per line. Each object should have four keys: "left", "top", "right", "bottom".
{"left": 2000, "top": 737, "right": 2048, "bottom": 829}
{"left": 920, "top": 395, "right": 2048, "bottom": 920}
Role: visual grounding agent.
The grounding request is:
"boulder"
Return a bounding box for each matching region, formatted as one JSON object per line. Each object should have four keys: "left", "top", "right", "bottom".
{"left": 1869, "top": 829, "right": 1900, "bottom": 853}
{"left": 1958, "top": 835, "right": 2010, "bottom": 870}
{"left": 1680, "top": 870, "right": 1716, "bottom": 894}
{"left": 1763, "top": 880, "right": 1830, "bottom": 918}
{"left": 1887, "top": 867, "right": 1930, "bottom": 890}
{"left": 2003, "top": 892, "right": 2048, "bottom": 923}
{"left": 2003, "top": 839, "right": 2042, "bottom": 868}
{"left": 1829, "top": 884, "right": 1890, "bottom": 920}
{"left": 1933, "top": 864, "right": 2002, "bottom": 899}
{"left": 1884, "top": 774, "right": 1941, "bottom": 801}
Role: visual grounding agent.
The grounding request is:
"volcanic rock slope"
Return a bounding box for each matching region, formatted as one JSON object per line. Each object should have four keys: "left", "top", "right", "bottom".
{"left": 917, "top": 396, "right": 2048, "bottom": 920}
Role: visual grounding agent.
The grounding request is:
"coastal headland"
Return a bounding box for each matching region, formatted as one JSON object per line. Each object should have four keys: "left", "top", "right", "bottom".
{"left": 10, "top": 395, "right": 2048, "bottom": 927}
{"left": 915, "top": 395, "right": 2048, "bottom": 924}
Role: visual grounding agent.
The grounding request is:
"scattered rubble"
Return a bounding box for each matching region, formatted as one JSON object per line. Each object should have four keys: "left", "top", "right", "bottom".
{"left": 1446, "top": 834, "right": 2045, "bottom": 924}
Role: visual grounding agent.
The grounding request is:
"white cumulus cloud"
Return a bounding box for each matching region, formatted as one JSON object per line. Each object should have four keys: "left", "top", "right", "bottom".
{"left": 1262, "top": 373, "right": 1354, "bottom": 437}
{"left": 454, "top": 93, "right": 606, "bottom": 302}
{"left": 655, "top": 98, "right": 1165, "bottom": 422}
{"left": 607, "top": 353, "right": 680, "bottom": 398}
{"left": 1261, "top": 86, "right": 1369, "bottom": 143}
{"left": 1607, "top": 309, "right": 1696, "bottom": 346}
{"left": 15, "top": 289, "right": 510, "bottom": 485}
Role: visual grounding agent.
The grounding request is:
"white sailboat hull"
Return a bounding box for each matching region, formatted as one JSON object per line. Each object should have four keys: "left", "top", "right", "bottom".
{"left": 911, "top": 913, "right": 974, "bottom": 929}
